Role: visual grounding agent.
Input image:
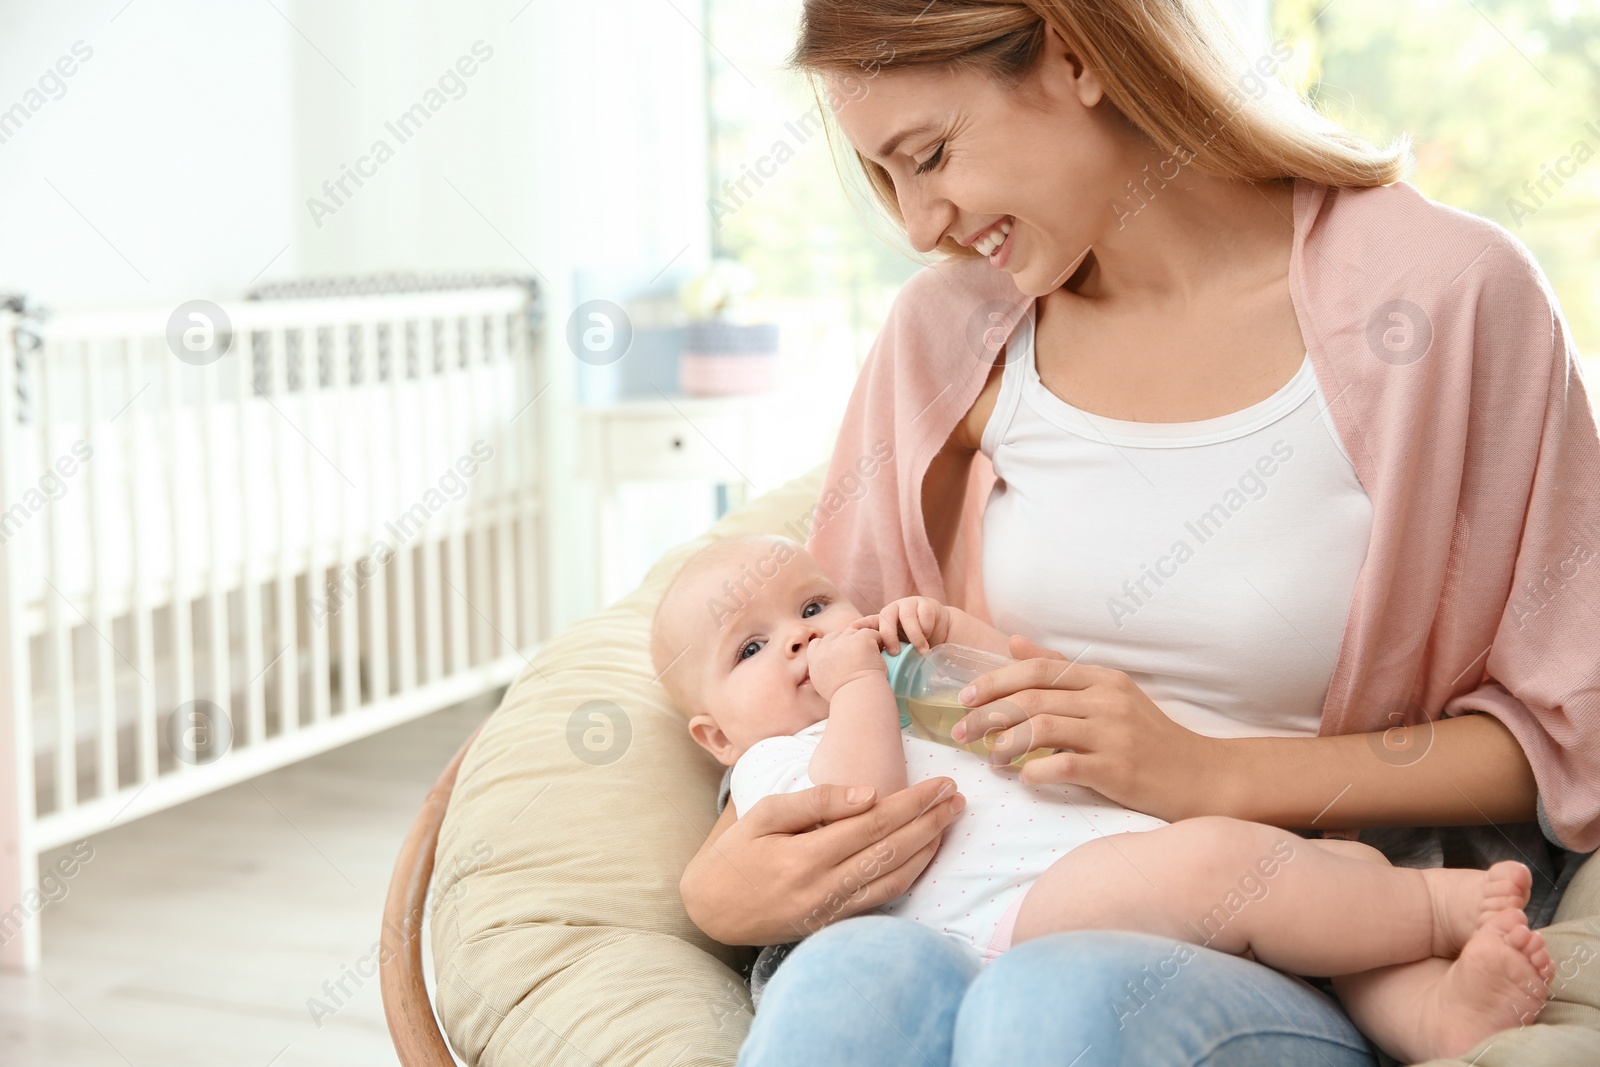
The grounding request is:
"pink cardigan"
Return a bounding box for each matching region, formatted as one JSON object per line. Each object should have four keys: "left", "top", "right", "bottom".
{"left": 806, "top": 179, "right": 1600, "bottom": 852}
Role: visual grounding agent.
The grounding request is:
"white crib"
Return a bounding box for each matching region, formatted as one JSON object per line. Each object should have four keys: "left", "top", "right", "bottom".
{"left": 0, "top": 284, "right": 549, "bottom": 969}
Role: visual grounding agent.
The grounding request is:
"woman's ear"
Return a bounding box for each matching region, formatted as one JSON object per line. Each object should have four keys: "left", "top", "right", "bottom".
{"left": 1039, "top": 20, "right": 1104, "bottom": 109}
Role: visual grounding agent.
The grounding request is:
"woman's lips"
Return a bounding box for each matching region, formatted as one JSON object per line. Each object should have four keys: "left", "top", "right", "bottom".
{"left": 987, "top": 225, "right": 1016, "bottom": 268}
{"left": 973, "top": 217, "right": 1013, "bottom": 256}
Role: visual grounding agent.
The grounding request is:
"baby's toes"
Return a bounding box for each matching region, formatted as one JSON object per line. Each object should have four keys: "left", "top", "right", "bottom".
{"left": 1499, "top": 915, "right": 1534, "bottom": 950}
{"left": 1481, "top": 861, "right": 1533, "bottom": 914}
{"left": 1523, "top": 929, "right": 1555, "bottom": 982}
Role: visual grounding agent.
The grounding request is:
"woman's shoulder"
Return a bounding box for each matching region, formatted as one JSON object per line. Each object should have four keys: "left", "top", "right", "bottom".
{"left": 1304, "top": 180, "right": 1567, "bottom": 366}
{"left": 1311, "top": 181, "right": 1556, "bottom": 314}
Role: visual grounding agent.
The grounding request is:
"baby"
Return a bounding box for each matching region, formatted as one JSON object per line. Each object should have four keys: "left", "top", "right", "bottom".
{"left": 651, "top": 534, "right": 1554, "bottom": 1064}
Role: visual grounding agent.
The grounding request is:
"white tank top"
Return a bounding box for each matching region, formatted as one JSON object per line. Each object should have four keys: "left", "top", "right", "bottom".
{"left": 979, "top": 300, "right": 1373, "bottom": 738}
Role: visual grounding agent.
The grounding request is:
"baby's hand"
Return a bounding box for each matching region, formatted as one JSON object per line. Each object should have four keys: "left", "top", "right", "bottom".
{"left": 806, "top": 628, "right": 887, "bottom": 702}
{"left": 850, "top": 596, "right": 951, "bottom": 655}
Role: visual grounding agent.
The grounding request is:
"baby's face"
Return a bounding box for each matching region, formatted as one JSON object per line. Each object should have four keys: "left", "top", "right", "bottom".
{"left": 676, "top": 542, "right": 862, "bottom": 765}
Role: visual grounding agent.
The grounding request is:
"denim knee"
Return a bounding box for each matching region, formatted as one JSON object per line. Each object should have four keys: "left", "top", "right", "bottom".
{"left": 738, "top": 915, "right": 980, "bottom": 1067}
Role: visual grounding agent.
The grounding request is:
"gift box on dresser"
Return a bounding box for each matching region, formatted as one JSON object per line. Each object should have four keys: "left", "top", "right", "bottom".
{"left": 677, "top": 257, "right": 780, "bottom": 397}
{"left": 678, "top": 319, "right": 780, "bottom": 396}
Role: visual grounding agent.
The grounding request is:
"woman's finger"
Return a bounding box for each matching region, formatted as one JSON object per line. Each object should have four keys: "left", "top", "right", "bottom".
{"left": 831, "top": 835, "right": 942, "bottom": 922}
{"left": 983, "top": 711, "right": 1088, "bottom": 766}
{"left": 1015, "top": 749, "right": 1087, "bottom": 788}
{"left": 742, "top": 780, "right": 889, "bottom": 838}
{"left": 959, "top": 656, "right": 1103, "bottom": 708}
{"left": 808, "top": 776, "right": 963, "bottom": 867}
{"left": 1008, "top": 634, "right": 1069, "bottom": 662}
{"left": 952, "top": 688, "right": 1093, "bottom": 743}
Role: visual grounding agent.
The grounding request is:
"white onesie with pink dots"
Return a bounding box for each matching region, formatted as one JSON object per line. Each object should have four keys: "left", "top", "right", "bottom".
{"left": 729, "top": 720, "right": 1169, "bottom": 964}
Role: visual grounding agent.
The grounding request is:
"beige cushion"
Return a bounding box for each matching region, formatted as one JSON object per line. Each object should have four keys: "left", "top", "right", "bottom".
{"left": 428, "top": 465, "right": 825, "bottom": 1064}
{"left": 431, "top": 459, "right": 1600, "bottom": 1066}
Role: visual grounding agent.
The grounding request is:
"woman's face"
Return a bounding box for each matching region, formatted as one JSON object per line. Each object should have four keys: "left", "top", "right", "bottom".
{"left": 825, "top": 23, "right": 1148, "bottom": 297}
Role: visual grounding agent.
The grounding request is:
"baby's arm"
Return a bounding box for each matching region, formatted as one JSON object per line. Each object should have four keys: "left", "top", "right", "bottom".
{"left": 806, "top": 629, "right": 908, "bottom": 799}
{"left": 942, "top": 607, "right": 1014, "bottom": 658}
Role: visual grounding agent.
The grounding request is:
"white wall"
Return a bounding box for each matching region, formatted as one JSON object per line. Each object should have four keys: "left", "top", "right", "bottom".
{"left": 0, "top": 0, "right": 712, "bottom": 629}
{"left": 0, "top": 0, "right": 708, "bottom": 304}
{"left": 0, "top": 0, "right": 296, "bottom": 305}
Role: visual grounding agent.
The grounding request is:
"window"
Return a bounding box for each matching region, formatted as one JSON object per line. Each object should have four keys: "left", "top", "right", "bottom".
{"left": 1274, "top": 0, "right": 1600, "bottom": 362}
{"left": 706, "top": 1, "right": 1598, "bottom": 377}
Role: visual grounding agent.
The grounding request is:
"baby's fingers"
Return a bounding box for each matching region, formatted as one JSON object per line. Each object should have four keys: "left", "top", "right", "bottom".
{"left": 877, "top": 610, "right": 903, "bottom": 655}
{"left": 901, "top": 612, "right": 932, "bottom": 652}
{"left": 914, "top": 601, "right": 945, "bottom": 650}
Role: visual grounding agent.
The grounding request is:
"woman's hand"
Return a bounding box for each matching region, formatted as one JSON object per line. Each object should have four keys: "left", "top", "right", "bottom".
{"left": 850, "top": 596, "right": 952, "bottom": 655}
{"left": 678, "top": 777, "right": 967, "bottom": 947}
{"left": 951, "top": 635, "right": 1226, "bottom": 821}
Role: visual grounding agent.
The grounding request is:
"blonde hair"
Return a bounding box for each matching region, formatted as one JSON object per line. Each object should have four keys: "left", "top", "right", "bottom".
{"left": 788, "top": 0, "right": 1412, "bottom": 262}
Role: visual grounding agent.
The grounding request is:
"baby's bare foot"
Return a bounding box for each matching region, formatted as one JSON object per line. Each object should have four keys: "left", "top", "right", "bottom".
{"left": 1405, "top": 908, "right": 1555, "bottom": 1061}
{"left": 1421, "top": 860, "right": 1533, "bottom": 957}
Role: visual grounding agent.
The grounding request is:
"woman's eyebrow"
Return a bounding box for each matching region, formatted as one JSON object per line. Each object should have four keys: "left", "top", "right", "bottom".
{"left": 875, "top": 121, "right": 940, "bottom": 161}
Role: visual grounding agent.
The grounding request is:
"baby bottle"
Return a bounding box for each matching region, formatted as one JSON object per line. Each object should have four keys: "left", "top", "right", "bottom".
{"left": 881, "top": 643, "right": 1047, "bottom": 764}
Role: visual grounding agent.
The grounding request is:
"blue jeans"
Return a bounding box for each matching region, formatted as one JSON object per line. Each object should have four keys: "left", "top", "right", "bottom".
{"left": 737, "top": 915, "right": 1378, "bottom": 1067}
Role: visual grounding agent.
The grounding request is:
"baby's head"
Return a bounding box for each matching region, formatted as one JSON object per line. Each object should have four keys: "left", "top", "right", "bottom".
{"left": 651, "top": 534, "right": 863, "bottom": 766}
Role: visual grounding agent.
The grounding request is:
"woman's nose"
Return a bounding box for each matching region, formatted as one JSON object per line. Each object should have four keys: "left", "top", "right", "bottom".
{"left": 898, "top": 183, "right": 953, "bottom": 255}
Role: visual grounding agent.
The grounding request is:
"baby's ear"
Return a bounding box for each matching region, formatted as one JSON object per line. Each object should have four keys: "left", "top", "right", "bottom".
{"left": 688, "top": 714, "right": 737, "bottom": 766}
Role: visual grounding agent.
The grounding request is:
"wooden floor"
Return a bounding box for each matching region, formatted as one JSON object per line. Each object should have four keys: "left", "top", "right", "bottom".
{"left": 0, "top": 693, "right": 498, "bottom": 1066}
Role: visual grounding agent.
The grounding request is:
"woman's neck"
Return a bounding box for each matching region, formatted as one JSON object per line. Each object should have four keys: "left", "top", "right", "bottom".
{"left": 1064, "top": 171, "right": 1297, "bottom": 310}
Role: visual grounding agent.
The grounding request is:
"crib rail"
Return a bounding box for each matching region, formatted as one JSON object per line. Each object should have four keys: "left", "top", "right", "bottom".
{"left": 0, "top": 287, "right": 547, "bottom": 969}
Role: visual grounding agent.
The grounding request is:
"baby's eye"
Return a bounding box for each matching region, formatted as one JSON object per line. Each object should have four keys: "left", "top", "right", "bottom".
{"left": 737, "top": 639, "right": 763, "bottom": 661}
{"left": 802, "top": 600, "right": 825, "bottom": 619}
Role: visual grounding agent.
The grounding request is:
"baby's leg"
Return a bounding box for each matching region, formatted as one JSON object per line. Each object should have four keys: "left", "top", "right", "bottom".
{"left": 1293, "top": 841, "right": 1554, "bottom": 1062}
{"left": 1011, "top": 816, "right": 1527, "bottom": 977}
{"left": 1332, "top": 910, "right": 1554, "bottom": 1062}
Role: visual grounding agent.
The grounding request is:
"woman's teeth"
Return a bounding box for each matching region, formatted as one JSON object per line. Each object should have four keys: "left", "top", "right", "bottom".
{"left": 976, "top": 219, "right": 1012, "bottom": 257}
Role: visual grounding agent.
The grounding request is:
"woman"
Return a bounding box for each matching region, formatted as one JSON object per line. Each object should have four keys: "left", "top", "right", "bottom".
{"left": 679, "top": 2, "right": 1600, "bottom": 1064}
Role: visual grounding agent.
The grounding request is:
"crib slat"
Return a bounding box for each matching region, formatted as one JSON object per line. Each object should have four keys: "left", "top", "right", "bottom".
{"left": 420, "top": 321, "right": 444, "bottom": 685}
{"left": 270, "top": 329, "right": 301, "bottom": 736}
{"left": 389, "top": 317, "right": 416, "bottom": 695}
{"left": 166, "top": 347, "right": 196, "bottom": 774}
{"left": 306, "top": 328, "right": 331, "bottom": 725}
{"left": 363, "top": 320, "right": 389, "bottom": 705}
{"left": 334, "top": 324, "right": 360, "bottom": 716}
{"left": 41, "top": 338, "right": 76, "bottom": 809}
{"left": 490, "top": 314, "right": 517, "bottom": 652}
{"left": 444, "top": 318, "right": 469, "bottom": 675}
{"left": 236, "top": 335, "right": 264, "bottom": 747}
{"left": 497, "top": 311, "right": 523, "bottom": 647}
{"left": 515, "top": 306, "right": 543, "bottom": 650}
{"left": 201, "top": 358, "right": 231, "bottom": 760}
{"left": 467, "top": 315, "right": 493, "bottom": 665}
{"left": 127, "top": 338, "right": 158, "bottom": 784}
{"left": 85, "top": 340, "right": 117, "bottom": 799}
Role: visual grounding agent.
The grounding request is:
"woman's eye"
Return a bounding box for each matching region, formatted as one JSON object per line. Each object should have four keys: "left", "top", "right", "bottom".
{"left": 802, "top": 600, "right": 825, "bottom": 618}
{"left": 737, "top": 640, "right": 763, "bottom": 662}
{"left": 915, "top": 142, "right": 944, "bottom": 175}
